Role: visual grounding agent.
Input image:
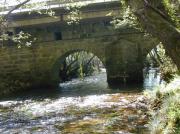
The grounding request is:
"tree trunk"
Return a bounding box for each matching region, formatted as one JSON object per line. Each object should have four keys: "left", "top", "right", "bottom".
{"left": 127, "top": 0, "right": 180, "bottom": 70}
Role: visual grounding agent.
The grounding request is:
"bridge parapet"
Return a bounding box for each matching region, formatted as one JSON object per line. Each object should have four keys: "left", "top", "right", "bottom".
{"left": 0, "top": 0, "right": 119, "bottom": 15}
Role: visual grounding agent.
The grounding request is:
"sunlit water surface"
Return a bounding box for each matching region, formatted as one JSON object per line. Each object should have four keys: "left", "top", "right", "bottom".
{"left": 0, "top": 69, "right": 161, "bottom": 134}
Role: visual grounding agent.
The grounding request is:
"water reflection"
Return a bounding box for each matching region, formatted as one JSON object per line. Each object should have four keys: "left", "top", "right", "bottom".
{"left": 0, "top": 69, "right": 161, "bottom": 134}
{"left": 1, "top": 72, "right": 145, "bottom": 101}
{"left": 143, "top": 68, "right": 164, "bottom": 90}
{"left": 0, "top": 68, "right": 162, "bottom": 100}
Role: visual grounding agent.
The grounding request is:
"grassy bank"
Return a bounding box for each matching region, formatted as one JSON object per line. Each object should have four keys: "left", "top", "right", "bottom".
{"left": 145, "top": 76, "right": 180, "bottom": 134}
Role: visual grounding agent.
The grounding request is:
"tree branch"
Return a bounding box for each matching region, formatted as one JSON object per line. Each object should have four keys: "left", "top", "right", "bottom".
{"left": 4, "top": 0, "right": 31, "bottom": 19}
{"left": 143, "top": 0, "right": 174, "bottom": 25}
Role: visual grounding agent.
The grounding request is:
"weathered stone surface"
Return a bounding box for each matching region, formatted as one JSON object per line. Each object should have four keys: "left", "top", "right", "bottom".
{"left": 0, "top": 1, "right": 159, "bottom": 95}
{"left": 0, "top": 33, "right": 158, "bottom": 95}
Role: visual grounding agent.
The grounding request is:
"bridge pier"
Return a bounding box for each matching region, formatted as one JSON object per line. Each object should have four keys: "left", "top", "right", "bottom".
{"left": 105, "top": 39, "right": 144, "bottom": 87}
{"left": 106, "top": 64, "right": 144, "bottom": 87}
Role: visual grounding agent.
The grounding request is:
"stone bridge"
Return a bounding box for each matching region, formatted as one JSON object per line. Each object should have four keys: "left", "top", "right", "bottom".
{"left": 0, "top": 0, "right": 158, "bottom": 95}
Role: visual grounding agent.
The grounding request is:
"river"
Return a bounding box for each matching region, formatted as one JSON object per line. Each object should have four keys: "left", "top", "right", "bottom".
{"left": 0, "top": 69, "right": 161, "bottom": 134}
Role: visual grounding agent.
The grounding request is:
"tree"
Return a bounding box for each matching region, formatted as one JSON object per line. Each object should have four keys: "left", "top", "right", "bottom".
{"left": 146, "top": 43, "right": 178, "bottom": 82}
{"left": 0, "top": 0, "right": 37, "bottom": 47}
{"left": 59, "top": 51, "right": 103, "bottom": 82}
{"left": 123, "top": 0, "right": 180, "bottom": 70}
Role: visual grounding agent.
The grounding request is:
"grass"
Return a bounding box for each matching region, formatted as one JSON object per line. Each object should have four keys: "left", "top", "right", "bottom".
{"left": 144, "top": 76, "right": 180, "bottom": 134}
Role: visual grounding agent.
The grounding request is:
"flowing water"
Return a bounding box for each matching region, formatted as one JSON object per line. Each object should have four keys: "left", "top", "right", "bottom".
{"left": 0, "top": 69, "right": 161, "bottom": 134}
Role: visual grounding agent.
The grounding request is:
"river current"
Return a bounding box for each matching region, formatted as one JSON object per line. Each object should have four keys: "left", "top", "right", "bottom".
{"left": 0, "top": 69, "right": 161, "bottom": 134}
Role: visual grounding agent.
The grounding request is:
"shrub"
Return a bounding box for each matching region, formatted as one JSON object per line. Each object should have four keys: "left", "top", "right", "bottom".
{"left": 145, "top": 76, "right": 180, "bottom": 134}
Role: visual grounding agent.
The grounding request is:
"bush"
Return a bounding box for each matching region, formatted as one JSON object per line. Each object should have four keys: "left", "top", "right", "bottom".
{"left": 145, "top": 76, "right": 180, "bottom": 134}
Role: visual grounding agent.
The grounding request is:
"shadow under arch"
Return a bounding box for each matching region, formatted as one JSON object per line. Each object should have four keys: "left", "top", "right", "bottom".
{"left": 143, "top": 43, "right": 178, "bottom": 84}
{"left": 51, "top": 49, "right": 106, "bottom": 87}
{"left": 143, "top": 43, "right": 174, "bottom": 68}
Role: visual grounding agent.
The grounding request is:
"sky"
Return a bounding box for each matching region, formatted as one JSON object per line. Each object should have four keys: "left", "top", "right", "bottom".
{"left": 0, "top": 0, "right": 49, "bottom": 6}
{"left": 0, "top": 0, "right": 118, "bottom": 14}
{"left": 0, "top": 0, "right": 117, "bottom": 7}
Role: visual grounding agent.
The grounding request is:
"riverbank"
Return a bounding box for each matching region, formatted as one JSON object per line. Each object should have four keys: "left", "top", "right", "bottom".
{"left": 145, "top": 76, "right": 180, "bottom": 134}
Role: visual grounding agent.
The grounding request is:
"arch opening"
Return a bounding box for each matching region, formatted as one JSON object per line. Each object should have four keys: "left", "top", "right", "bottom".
{"left": 52, "top": 50, "right": 107, "bottom": 86}
{"left": 143, "top": 43, "right": 178, "bottom": 85}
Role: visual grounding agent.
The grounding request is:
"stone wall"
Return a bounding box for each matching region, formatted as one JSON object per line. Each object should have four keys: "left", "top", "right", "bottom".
{"left": 0, "top": 37, "right": 108, "bottom": 95}
{"left": 0, "top": 0, "right": 160, "bottom": 96}
{"left": 0, "top": 32, "right": 158, "bottom": 96}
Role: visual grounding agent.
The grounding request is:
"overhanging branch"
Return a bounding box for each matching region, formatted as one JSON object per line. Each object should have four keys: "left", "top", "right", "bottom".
{"left": 4, "top": 0, "right": 31, "bottom": 19}
{"left": 143, "top": 0, "right": 174, "bottom": 25}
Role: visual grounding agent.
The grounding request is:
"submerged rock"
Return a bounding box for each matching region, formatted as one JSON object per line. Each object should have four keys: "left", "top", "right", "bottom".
{"left": 0, "top": 93, "right": 150, "bottom": 134}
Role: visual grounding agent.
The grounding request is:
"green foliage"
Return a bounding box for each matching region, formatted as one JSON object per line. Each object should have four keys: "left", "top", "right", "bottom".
{"left": 146, "top": 43, "right": 178, "bottom": 82}
{"left": 111, "top": 1, "right": 140, "bottom": 29}
{"left": 0, "top": 33, "right": 9, "bottom": 41}
{"left": 65, "top": 2, "right": 85, "bottom": 25}
{"left": 0, "top": 30, "right": 36, "bottom": 48}
{"left": 22, "top": 1, "right": 56, "bottom": 17}
{"left": 12, "top": 31, "right": 36, "bottom": 48}
{"left": 59, "top": 51, "right": 103, "bottom": 82}
{"left": 119, "top": 0, "right": 180, "bottom": 30}
{"left": 162, "top": 0, "right": 180, "bottom": 28}
{"left": 157, "top": 44, "right": 177, "bottom": 82}
{"left": 0, "top": 0, "right": 86, "bottom": 48}
{"left": 145, "top": 77, "right": 180, "bottom": 134}
{"left": 67, "top": 7, "right": 82, "bottom": 25}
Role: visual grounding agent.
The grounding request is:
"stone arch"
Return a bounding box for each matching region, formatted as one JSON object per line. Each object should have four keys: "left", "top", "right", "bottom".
{"left": 50, "top": 49, "right": 106, "bottom": 87}
{"left": 141, "top": 39, "right": 160, "bottom": 60}
{"left": 143, "top": 42, "right": 174, "bottom": 68}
